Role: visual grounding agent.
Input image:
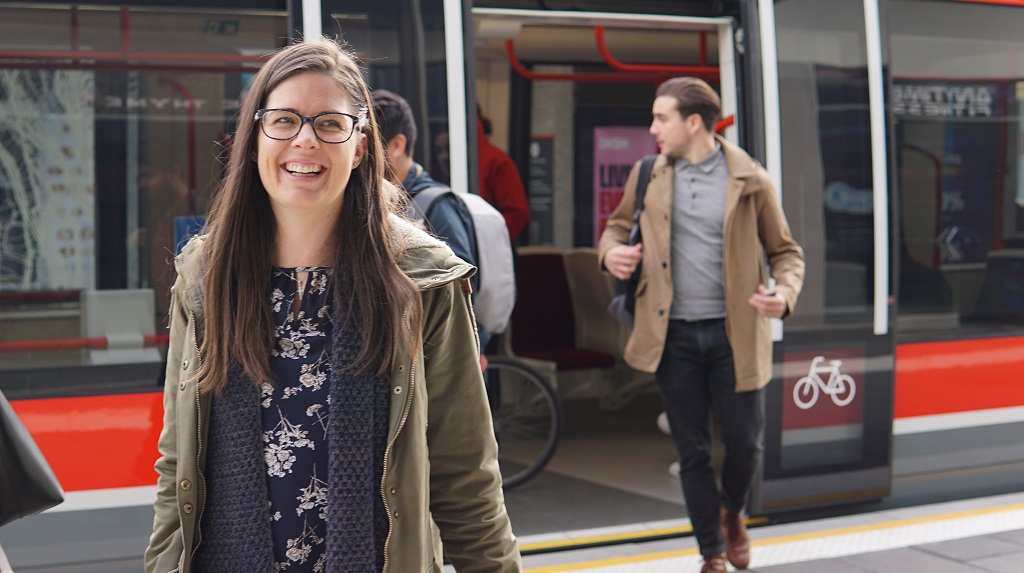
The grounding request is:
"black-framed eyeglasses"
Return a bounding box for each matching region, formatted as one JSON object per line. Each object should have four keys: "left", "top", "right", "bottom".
{"left": 254, "top": 108, "right": 366, "bottom": 144}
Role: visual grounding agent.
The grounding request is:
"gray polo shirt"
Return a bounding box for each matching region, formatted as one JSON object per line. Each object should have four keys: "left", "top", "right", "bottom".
{"left": 669, "top": 144, "right": 729, "bottom": 320}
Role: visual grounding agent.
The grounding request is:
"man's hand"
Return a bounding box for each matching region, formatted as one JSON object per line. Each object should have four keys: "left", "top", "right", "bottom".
{"left": 747, "top": 284, "right": 786, "bottom": 318}
{"left": 605, "top": 244, "right": 643, "bottom": 281}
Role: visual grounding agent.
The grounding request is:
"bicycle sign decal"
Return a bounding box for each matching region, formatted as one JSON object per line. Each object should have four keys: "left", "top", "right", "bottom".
{"left": 793, "top": 356, "right": 857, "bottom": 410}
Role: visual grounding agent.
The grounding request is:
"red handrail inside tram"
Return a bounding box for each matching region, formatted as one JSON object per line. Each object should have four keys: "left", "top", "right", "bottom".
{"left": 593, "top": 26, "right": 720, "bottom": 80}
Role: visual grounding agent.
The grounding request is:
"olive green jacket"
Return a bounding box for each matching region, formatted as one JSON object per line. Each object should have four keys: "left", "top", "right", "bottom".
{"left": 598, "top": 136, "right": 805, "bottom": 391}
{"left": 144, "top": 218, "right": 521, "bottom": 573}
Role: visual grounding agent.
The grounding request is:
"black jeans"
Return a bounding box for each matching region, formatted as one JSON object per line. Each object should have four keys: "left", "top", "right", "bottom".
{"left": 655, "top": 318, "right": 765, "bottom": 557}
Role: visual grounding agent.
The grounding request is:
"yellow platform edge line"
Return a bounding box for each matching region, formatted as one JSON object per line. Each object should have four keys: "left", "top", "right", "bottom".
{"left": 523, "top": 501, "right": 1024, "bottom": 573}
{"left": 519, "top": 517, "right": 767, "bottom": 552}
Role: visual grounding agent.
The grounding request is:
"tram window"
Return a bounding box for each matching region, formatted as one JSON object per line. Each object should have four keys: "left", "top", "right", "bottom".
{"left": 0, "top": 6, "right": 289, "bottom": 375}
{"left": 0, "top": 1, "right": 454, "bottom": 375}
{"left": 890, "top": 0, "right": 1024, "bottom": 334}
{"left": 775, "top": 0, "right": 875, "bottom": 328}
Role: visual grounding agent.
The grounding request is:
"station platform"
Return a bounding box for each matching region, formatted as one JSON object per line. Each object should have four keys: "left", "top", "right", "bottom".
{"left": 498, "top": 491, "right": 1024, "bottom": 572}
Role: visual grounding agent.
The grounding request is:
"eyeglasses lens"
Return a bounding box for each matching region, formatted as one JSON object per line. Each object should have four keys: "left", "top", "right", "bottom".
{"left": 260, "top": 110, "right": 354, "bottom": 143}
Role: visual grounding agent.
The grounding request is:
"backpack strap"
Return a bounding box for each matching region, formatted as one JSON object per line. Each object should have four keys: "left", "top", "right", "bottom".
{"left": 409, "top": 186, "right": 451, "bottom": 235}
{"left": 629, "top": 155, "right": 658, "bottom": 245}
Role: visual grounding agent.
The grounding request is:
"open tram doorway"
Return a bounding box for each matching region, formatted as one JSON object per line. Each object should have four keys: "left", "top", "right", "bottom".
{"left": 469, "top": 6, "right": 746, "bottom": 537}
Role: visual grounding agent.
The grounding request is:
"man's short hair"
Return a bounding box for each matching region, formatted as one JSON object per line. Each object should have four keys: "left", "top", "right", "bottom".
{"left": 656, "top": 77, "right": 721, "bottom": 133}
{"left": 371, "top": 89, "right": 417, "bottom": 156}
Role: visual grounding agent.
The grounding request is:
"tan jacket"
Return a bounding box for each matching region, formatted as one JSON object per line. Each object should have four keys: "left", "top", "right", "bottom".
{"left": 144, "top": 218, "right": 521, "bottom": 573}
{"left": 598, "top": 136, "right": 804, "bottom": 391}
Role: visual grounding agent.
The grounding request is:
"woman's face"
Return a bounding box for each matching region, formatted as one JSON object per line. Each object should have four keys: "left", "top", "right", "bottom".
{"left": 257, "top": 72, "right": 366, "bottom": 221}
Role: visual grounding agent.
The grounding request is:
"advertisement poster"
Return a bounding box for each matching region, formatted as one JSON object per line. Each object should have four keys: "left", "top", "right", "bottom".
{"left": 0, "top": 69, "right": 95, "bottom": 291}
{"left": 592, "top": 127, "right": 658, "bottom": 246}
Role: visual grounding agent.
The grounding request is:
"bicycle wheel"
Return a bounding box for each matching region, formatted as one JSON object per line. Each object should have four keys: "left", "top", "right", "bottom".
{"left": 484, "top": 356, "right": 562, "bottom": 489}
{"left": 830, "top": 374, "right": 857, "bottom": 407}
{"left": 792, "top": 376, "right": 819, "bottom": 410}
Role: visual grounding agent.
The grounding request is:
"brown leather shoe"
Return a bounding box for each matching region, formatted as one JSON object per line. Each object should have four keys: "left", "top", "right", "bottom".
{"left": 700, "top": 552, "right": 728, "bottom": 573}
{"left": 721, "top": 507, "right": 751, "bottom": 569}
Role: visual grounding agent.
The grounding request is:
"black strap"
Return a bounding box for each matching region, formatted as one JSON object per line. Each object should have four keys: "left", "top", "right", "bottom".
{"left": 628, "top": 155, "right": 658, "bottom": 246}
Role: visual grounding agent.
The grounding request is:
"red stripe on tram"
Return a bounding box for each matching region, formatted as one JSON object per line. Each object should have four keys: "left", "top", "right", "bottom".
{"left": 894, "top": 337, "right": 1024, "bottom": 418}
{"left": 8, "top": 392, "right": 163, "bottom": 492}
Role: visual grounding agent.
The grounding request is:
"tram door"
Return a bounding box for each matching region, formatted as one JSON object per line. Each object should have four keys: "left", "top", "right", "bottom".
{"left": 471, "top": 8, "right": 740, "bottom": 249}
{"left": 750, "top": 0, "right": 896, "bottom": 514}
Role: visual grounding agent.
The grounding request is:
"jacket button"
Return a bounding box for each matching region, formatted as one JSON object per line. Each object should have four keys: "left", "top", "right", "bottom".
{"left": 179, "top": 382, "right": 186, "bottom": 391}
{"left": 393, "top": 386, "right": 402, "bottom": 395}
{"left": 182, "top": 358, "right": 189, "bottom": 370}
{"left": 392, "top": 510, "right": 399, "bottom": 517}
{"left": 390, "top": 487, "right": 397, "bottom": 495}
{"left": 183, "top": 503, "right": 193, "bottom": 514}
{"left": 398, "top": 365, "right": 405, "bottom": 373}
{"left": 180, "top": 479, "right": 192, "bottom": 491}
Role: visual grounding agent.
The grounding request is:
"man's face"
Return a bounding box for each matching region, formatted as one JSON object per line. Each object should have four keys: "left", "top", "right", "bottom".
{"left": 650, "top": 95, "right": 693, "bottom": 159}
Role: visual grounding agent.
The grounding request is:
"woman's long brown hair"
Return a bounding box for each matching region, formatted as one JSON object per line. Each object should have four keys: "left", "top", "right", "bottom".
{"left": 196, "top": 38, "right": 422, "bottom": 394}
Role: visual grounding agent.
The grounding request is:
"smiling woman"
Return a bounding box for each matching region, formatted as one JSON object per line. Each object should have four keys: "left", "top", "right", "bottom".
{"left": 143, "top": 38, "right": 521, "bottom": 573}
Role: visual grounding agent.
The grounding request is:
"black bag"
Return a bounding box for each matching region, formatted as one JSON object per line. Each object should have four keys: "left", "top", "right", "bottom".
{"left": 607, "top": 155, "right": 658, "bottom": 327}
{"left": 0, "top": 389, "right": 64, "bottom": 527}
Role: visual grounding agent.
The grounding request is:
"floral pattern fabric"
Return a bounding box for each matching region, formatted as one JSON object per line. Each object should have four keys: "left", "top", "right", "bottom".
{"left": 263, "top": 266, "right": 333, "bottom": 572}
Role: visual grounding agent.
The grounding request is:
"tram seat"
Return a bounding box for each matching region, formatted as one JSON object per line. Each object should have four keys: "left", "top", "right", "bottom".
{"left": 561, "top": 248, "right": 629, "bottom": 361}
{"left": 508, "top": 247, "right": 652, "bottom": 409}
{"left": 974, "top": 249, "right": 1024, "bottom": 321}
{"left": 510, "top": 247, "right": 616, "bottom": 371}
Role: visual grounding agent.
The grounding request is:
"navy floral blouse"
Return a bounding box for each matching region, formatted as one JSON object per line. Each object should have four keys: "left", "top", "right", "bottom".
{"left": 261, "top": 266, "right": 333, "bottom": 572}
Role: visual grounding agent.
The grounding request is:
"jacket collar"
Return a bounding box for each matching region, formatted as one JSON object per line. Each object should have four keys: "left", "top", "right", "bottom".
{"left": 391, "top": 214, "right": 476, "bottom": 290}
{"left": 173, "top": 215, "right": 474, "bottom": 318}
{"left": 651, "top": 134, "right": 760, "bottom": 182}
{"left": 716, "top": 134, "right": 760, "bottom": 180}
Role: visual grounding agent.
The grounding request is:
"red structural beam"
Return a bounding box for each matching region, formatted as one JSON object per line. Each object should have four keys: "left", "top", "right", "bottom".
{"left": 0, "top": 335, "right": 169, "bottom": 352}
{"left": 953, "top": 0, "right": 1024, "bottom": 6}
{"left": 0, "top": 290, "right": 79, "bottom": 302}
{"left": 0, "top": 61, "right": 259, "bottom": 74}
{"left": 0, "top": 50, "right": 268, "bottom": 64}
{"left": 594, "top": 26, "right": 720, "bottom": 79}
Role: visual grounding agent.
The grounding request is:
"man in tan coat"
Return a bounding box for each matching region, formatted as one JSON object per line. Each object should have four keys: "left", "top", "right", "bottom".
{"left": 598, "top": 77, "right": 804, "bottom": 573}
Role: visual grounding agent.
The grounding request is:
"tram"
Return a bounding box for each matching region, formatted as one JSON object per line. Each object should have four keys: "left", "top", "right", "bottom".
{"left": 1, "top": 0, "right": 1024, "bottom": 554}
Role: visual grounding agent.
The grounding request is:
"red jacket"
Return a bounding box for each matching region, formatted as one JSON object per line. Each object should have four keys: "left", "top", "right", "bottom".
{"left": 478, "top": 119, "right": 530, "bottom": 240}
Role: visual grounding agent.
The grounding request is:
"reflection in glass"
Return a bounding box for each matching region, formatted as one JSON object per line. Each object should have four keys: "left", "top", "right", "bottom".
{"left": 890, "top": 0, "right": 1024, "bottom": 331}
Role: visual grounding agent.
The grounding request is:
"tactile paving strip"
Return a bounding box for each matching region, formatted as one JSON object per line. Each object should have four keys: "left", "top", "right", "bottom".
{"left": 522, "top": 502, "right": 1024, "bottom": 572}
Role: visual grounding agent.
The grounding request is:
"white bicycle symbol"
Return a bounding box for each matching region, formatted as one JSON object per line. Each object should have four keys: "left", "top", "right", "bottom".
{"left": 793, "top": 356, "right": 857, "bottom": 409}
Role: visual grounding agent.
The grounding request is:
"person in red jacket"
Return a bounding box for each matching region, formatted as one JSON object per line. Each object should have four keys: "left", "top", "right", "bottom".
{"left": 477, "top": 111, "right": 530, "bottom": 241}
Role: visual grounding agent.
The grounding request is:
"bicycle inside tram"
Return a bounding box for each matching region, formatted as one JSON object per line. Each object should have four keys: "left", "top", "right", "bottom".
{"left": 2, "top": 0, "right": 1024, "bottom": 569}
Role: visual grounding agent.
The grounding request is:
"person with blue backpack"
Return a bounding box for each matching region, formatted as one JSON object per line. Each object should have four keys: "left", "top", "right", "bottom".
{"left": 371, "top": 90, "right": 478, "bottom": 292}
{"left": 372, "top": 90, "right": 516, "bottom": 352}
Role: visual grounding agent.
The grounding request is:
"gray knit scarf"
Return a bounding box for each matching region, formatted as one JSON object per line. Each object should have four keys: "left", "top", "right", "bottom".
{"left": 193, "top": 313, "right": 390, "bottom": 572}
